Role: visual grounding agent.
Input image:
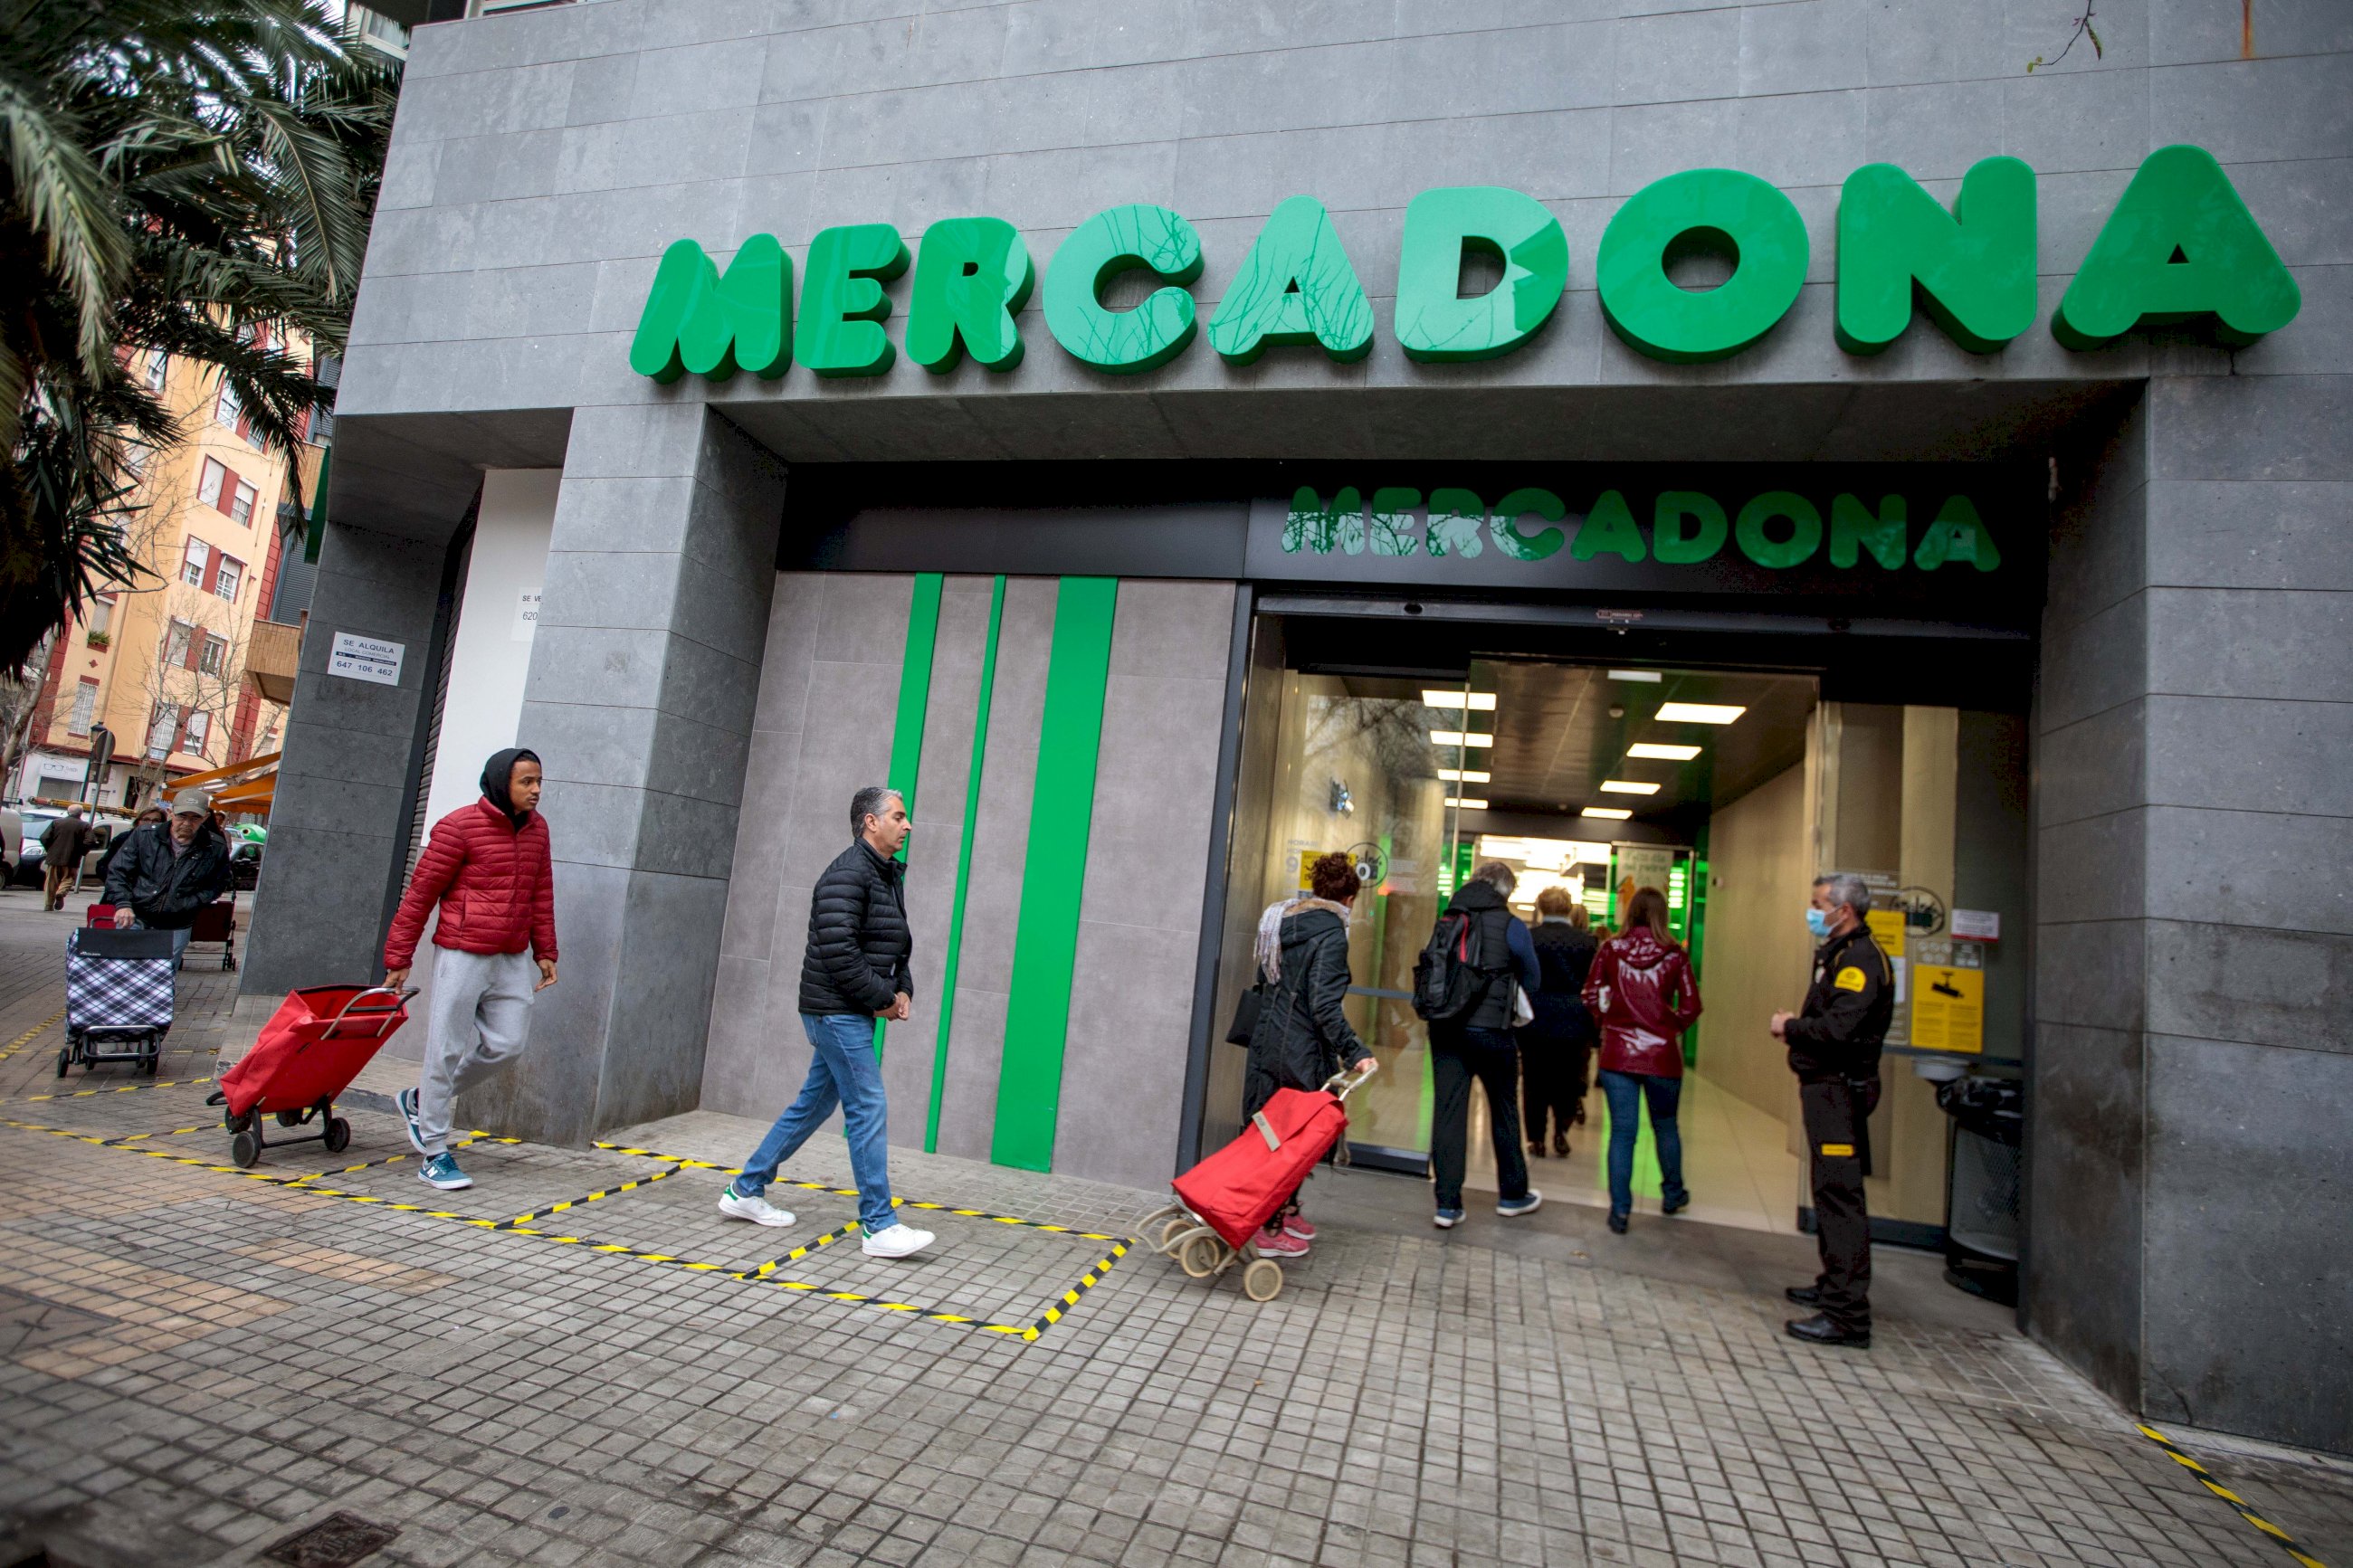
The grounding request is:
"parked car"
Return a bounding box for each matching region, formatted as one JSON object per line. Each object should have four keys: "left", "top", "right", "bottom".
{"left": 0, "top": 805, "right": 20, "bottom": 886}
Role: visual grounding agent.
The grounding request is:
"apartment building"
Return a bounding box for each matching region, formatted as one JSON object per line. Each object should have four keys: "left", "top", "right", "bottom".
{"left": 11, "top": 345, "right": 321, "bottom": 812}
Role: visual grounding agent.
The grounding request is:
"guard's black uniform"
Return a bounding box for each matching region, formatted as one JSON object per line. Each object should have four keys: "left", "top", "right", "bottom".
{"left": 1784, "top": 922, "right": 1896, "bottom": 1334}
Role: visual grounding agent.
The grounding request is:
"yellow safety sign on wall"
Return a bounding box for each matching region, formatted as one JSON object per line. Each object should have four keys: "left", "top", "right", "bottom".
{"left": 1911, "top": 965, "right": 1984, "bottom": 1054}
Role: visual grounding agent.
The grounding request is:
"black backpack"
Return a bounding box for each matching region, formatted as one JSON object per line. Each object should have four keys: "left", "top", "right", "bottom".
{"left": 1413, "top": 909, "right": 1492, "bottom": 1024}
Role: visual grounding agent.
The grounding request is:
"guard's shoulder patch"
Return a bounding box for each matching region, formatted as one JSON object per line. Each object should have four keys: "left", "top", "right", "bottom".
{"left": 1834, "top": 965, "right": 1869, "bottom": 993}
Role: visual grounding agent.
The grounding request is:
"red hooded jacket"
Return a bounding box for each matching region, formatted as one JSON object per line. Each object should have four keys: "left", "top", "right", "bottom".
{"left": 383, "top": 796, "right": 557, "bottom": 969}
{"left": 1581, "top": 927, "right": 1703, "bottom": 1078}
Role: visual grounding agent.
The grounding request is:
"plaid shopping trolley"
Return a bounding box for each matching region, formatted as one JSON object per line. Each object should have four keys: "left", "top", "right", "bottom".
{"left": 61, "top": 926, "right": 176, "bottom": 1078}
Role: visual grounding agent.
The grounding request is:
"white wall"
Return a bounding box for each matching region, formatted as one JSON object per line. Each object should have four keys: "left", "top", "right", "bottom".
{"left": 424, "top": 469, "right": 557, "bottom": 826}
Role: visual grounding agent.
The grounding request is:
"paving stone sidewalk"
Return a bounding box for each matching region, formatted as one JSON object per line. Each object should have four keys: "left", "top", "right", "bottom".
{"left": 0, "top": 882, "right": 2346, "bottom": 1568}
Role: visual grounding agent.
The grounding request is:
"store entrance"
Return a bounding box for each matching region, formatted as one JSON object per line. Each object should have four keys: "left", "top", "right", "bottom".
{"left": 1205, "top": 604, "right": 2030, "bottom": 1246}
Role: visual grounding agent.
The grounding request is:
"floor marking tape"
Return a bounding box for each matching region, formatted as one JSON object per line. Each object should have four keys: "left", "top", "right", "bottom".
{"left": 499, "top": 1164, "right": 681, "bottom": 1228}
{"left": 5, "top": 1118, "right": 1132, "bottom": 1343}
{"left": 0, "top": 1010, "right": 67, "bottom": 1063}
{"left": 0, "top": 1075, "right": 214, "bottom": 1107}
{"left": 590, "top": 1139, "right": 1124, "bottom": 1241}
{"left": 2136, "top": 1425, "right": 2330, "bottom": 1568}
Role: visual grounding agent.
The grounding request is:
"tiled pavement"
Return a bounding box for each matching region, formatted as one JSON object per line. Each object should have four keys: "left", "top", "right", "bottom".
{"left": 0, "top": 884, "right": 2347, "bottom": 1567}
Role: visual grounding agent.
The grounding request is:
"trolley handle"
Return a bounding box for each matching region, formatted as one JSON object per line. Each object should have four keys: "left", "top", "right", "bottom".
{"left": 1321, "top": 1061, "right": 1379, "bottom": 1102}
{"left": 322, "top": 985, "right": 418, "bottom": 1039}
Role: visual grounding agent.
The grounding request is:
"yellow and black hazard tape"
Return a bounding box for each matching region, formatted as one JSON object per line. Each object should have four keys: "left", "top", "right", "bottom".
{"left": 0, "top": 1073, "right": 214, "bottom": 1107}
{"left": 2136, "top": 1425, "right": 2329, "bottom": 1568}
{"left": 1024, "top": 1238, "right": 1131, "bottom": 1339}
{"left": 496, "top": 1164, "right": 681, "bottom": 1230}
{"left": 0, "top": 1009, "right": 67, "bottom": 1063}
{"left": 591, "top": 1139, "right": 1126, "bottom": 1242}
{"left": 742, "top": 1220, "right": 857, "bottom": 1278}
{"left": 4, "top": 1117, "right": 1129, "bottom": 1343}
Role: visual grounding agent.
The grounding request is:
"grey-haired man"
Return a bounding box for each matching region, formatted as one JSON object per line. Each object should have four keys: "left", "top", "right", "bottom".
{"left": 1772, "top": 872, "right": 1895, "bottom": 1349}
{"left": 716, "top": 786, "right": 935, "bottom": 1259}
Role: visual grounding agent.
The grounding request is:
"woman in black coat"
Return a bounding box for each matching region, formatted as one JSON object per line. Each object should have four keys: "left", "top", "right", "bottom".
{"left": 1519, "top": 887, "right": 1599, "bottom": 1158}
{"left": 1242, "top": 852, "right": 1377, "bottom": 1258}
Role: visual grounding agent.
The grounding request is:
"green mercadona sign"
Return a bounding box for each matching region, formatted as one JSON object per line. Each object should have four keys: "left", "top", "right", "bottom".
{"left": 632, "top": 145, "right": 2298, "bottom": 382}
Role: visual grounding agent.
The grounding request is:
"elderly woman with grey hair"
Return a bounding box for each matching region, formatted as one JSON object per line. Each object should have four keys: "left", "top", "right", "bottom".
{"left": 1428, "top": 860, "right": 1545, "bottom": 1229}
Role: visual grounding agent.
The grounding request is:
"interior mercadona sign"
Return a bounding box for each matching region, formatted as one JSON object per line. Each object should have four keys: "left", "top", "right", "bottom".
{"left": 629, "top": 145, "right": 2299, "bottom": 384}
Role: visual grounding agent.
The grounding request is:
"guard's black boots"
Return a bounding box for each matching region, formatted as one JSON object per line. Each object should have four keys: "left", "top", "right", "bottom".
{"left": 1785, "top": 1285, "right": 1822, "bottom": 1306}
{"left": 1786, "top": 1313, "right": 1870, "bottom": 1348}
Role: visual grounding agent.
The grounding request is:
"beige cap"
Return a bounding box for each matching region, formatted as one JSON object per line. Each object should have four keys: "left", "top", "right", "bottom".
{"left": 169, "top": 790, "right": 214, "bottom": 816}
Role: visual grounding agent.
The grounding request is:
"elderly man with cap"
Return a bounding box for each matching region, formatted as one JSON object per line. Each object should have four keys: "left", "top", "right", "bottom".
{"left": 104, "top": 790, "right": 233, "bottom": 968}
{"left": 384, "top": 748, "right": 558, "bottom": 1192}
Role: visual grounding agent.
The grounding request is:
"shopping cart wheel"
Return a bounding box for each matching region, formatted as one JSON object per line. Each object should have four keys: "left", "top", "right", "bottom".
{"left": 230, "top": 1127, "right": 261, "bottom": 1169}
{"left": 323, "top": 1117, "right": 350, "bottom": 1155}
{"left": 141, "top": 1049, "right": 160, "bottom": 1078}
{"left": 1242, "top": 1259, "right": 1283, "bottom": 1302}
{"left": 274, "top": 1109, "right": 305, "bottom": 1127}
{"left": 1154, "top": 1215, "right": 1193, "bottom": 1254}
{"left": 1176, "top": 1232, "right": 1224, "bottom": 1278}
{"left": 54, "top": 1045, "right": 70, "bottom": 1079}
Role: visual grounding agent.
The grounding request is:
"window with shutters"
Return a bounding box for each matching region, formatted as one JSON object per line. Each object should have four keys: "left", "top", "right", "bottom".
{"left": 144, "top": 349, "right": 167, "bottom": 391}
{"left": 87, "top": 594, "right": 114, "bottom": 636}
{"left": 183, "top": 709, "right": 211, "bottom": 757}
{"left": 181, "top": 537, "right": 211, "bottom": 587}
{"left": 68, "top": 680, "right": 99, "bottom": 736}
{"left": 213, "top": 554, "right": 243, "bottom": 601}
{"left": 214, "top": 381, "right": 242, "bottom": 429}
{"left": 162, "top": 619, "right": 194, "bottom": 669}
{"left": 146, "top": 703, "right": 181, "bottom": 759}
{"left": 199, "top": 457, "right": 227, "bottom": 509}
{"left": 198, "top": 633, "right": 228, "bottom": 676}
{"left": 228, "top": 479, "right": 256, "bottom": 525}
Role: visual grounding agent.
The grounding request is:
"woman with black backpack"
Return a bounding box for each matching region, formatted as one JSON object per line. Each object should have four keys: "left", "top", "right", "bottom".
{"left": 1240, "top": 851, "right": 1377, "bottom": 1259}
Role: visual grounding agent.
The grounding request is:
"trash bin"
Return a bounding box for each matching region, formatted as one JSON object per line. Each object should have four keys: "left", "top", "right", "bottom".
{"left": 1936, "top": 1073, "right": 2024, "bottom": 1305}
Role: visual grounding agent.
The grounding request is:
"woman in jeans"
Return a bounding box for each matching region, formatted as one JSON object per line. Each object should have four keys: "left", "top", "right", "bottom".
{"left": 1241, "top": 851, "right": 1377, "bottom": 1259}
{"left": 1581, "top": 886, "right": 1704, "bottom": 1233}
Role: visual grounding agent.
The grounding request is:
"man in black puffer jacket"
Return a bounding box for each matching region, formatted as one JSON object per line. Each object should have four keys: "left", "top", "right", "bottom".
{"left": 717, "top": 786, "right": 935, "bottom": 1259}
{"left": 103, "top": 790, "right": 232, "bottom": 970}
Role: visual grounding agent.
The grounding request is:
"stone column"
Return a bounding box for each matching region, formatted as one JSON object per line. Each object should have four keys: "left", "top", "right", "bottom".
{"left": 462, "top": 403, "right": 785, "bottom": 1146}
{"left": 238, "top": 521, "right": 452, "bottom": 1005}
{"left": 2032, "top": 374, "right": 2353, "bottom": 1452}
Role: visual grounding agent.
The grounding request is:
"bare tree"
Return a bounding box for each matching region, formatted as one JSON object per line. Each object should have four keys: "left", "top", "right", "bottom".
{"left": 125, "top": 580, "right": 254, "bottom": 802}
{"left": 0, "top": 630, "right": 56, "bottom": 791}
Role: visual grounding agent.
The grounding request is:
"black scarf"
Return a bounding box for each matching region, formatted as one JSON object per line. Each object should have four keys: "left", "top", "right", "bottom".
{"left": 480, "top": 747, "right": 541, "bottom": 828}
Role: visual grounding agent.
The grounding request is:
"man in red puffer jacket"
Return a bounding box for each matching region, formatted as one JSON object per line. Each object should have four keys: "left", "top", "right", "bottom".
{"left": 383, "top": 748, "right": 558, "bottom": 1192}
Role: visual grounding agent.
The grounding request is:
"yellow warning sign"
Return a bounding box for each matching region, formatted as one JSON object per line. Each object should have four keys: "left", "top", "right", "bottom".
{"left": 1911, "top": 965, "right": 1984, "bottom": 1054}
{"left": 1865, "top": 908, "right": 1906, "bottom": 959}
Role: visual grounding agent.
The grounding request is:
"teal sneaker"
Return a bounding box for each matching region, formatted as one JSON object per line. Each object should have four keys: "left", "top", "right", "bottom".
{"left": 418, "top": 1152, "right": 472, "bottom": 1191}
{"left": 396, "top": 1088, "right": 426, "bottom": 1154}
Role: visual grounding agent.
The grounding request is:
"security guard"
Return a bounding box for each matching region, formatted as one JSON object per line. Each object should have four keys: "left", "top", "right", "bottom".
{"left": 1770, "top": 871, "right": 1895, "bottom": 1349}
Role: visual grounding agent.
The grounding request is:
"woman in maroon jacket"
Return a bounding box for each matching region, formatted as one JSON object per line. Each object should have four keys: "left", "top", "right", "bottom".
{"left": 383, "top": 748, "right": 558, "bottom": 1192}
{"left": 1581, "top": 886, "right": 1703, "bottom": 1233}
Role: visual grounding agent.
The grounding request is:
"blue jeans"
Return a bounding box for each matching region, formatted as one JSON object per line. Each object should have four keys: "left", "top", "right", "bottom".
{"left": 733, "top": 1013, "right": 896, "bottom": 1231}
{"left": 1598, "top": 1069, "right": 1687, "bottom": 1217}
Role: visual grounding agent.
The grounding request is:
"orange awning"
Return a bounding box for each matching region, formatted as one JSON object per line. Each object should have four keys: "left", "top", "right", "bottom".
{"left": 169, "top": 752, "right": 281, "bottom": 793}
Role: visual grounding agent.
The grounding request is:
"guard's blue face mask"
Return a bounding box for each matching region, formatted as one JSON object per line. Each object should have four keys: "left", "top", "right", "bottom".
{"left": 1805, "top": 907, "right": 1833, "bottom": 940}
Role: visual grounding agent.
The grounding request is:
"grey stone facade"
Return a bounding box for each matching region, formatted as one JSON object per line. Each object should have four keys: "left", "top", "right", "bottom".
{"left": 243, "top": 0, "right": 2350, "bottom": 1450}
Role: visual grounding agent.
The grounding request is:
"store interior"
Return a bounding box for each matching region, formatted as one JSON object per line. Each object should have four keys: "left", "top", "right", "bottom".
{"left": 1209, "top": 628, "right": 2030, "bottom": 1245}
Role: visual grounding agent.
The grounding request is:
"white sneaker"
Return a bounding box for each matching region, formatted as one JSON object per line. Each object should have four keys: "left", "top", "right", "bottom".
{"left": 861, "top": 1222, "right": 935, "bottom": 1259}
{"left": 717, "top": 1186, "right": 795, "bottom": 1228}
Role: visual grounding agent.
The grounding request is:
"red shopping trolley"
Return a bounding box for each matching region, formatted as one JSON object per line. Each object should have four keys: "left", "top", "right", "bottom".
{"left": 1141, "top": 1064, "right": 1374, "bottom": 1303}
{"left": 208, "top": 985, "right": 417, "bottom": 1168}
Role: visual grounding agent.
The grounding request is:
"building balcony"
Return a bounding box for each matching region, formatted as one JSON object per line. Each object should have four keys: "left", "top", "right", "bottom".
{"left": 245, "top": 616, "right": 302, "bottom": 704}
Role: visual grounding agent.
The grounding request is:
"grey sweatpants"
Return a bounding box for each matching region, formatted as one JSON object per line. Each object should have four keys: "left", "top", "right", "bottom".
{"left": 417, "top": 946, "right": 538, "bottom": 1155}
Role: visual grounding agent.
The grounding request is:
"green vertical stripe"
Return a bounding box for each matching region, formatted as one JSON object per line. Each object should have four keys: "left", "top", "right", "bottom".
{"left": 991, "top": 576, "right": 1119, "bottom": 1172}
{"left": 925, "top": 575, "right": 1005, "bottom": 1153}
{"left": 876, "top": 573, "right": 943, "bottom": 1060}
{"left": 303, "top": 443, "right": 331, "bottom": 564}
